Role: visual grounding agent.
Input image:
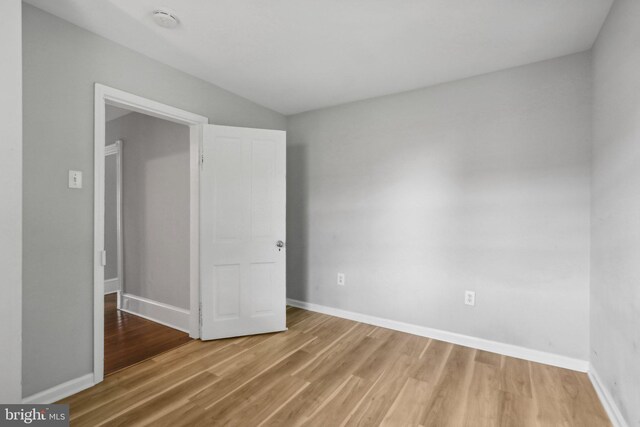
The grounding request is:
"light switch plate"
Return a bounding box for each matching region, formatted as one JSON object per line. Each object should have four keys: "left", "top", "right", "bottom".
{"left": 69, "top": 170, "right": 83, "bottom": 189}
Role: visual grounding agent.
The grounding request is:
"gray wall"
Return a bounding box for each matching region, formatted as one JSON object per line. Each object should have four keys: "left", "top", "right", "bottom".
{"left": 104, "top": 148, "right": 118, "bottom": 282}
{"left": 112, "top": 112, "right": 191, "bottom": 309}
{"left": 591, "top": 0, "right": 640, "bottom": 424}
{"left": 286, "top": 52, "right": 592, "bottom": 360}
{"left": 22, "top": 4, "right": 286, "bottom": 397}
{"left": 0, "top": 0, "right": 22, "bottom": 403}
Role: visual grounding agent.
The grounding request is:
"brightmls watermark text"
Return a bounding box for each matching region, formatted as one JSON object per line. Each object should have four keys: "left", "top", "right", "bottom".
{"left": 0, "top": 405, "right": 68, "bottom": 426}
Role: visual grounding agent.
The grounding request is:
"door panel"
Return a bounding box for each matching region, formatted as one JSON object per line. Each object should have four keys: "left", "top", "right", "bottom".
{"left": 251, "top": 139, "right": 276, "bottom": 239}
{"left": 250, "top": 263, "right": 277, "bottom": 316}
{"left": 200, "top": 125, "right": 286, "bottom": 340}
{"left": 214, "top": 265, "right": 241, "bottom": 320}
{"left": 213, "top": 137, "right": 244, "bottom": 240}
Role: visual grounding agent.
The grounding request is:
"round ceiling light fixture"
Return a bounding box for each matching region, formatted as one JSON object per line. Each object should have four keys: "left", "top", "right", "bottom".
{"left": 152, "top": 8, "right": 179, "bottom": 28}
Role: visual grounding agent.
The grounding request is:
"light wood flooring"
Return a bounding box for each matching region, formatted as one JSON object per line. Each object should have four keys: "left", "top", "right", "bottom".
{"left": 104, "top": 293, "right": 192, "bottom": 375}
{"left": 62, "top": 306, "right": 611, "bottom": 426}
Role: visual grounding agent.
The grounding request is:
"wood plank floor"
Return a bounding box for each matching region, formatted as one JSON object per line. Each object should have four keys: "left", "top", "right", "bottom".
{"left": 104, "top": 293, "right": 192, "bottom": 375}
{"left": 64, "top": 306, "right": 611, "bottom": 426}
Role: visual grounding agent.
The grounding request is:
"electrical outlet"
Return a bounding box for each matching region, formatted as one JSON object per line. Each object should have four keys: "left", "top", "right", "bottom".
{"left": 465, "top": 290, "right": 475, "bottom": 306}
{"left": 337, "top": 273, "right": 345, "bottom": 286}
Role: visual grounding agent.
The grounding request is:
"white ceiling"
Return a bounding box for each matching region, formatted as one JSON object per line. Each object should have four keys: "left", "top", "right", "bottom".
{"left": 25, "top": 0, "right": 613, "bottom": 115}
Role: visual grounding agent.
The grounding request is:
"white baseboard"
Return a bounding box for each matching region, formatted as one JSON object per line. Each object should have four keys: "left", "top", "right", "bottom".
{"left": 104, "top": 277, "right": 120, "bottom": 294}
{"left": 121, "top": 293, "right": 190, "bottom": 333}
{"left": 588, "top": 364, "right": 628, "bottom": 427}
{"left": 22, "top": 373, "right": 94, "bottom": 404}
{"left": 287, "top": 298, "right": 589, "bottom": 373}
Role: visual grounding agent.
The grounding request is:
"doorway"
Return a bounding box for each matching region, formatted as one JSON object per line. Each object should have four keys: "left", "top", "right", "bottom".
{"left": 94, "top": 84, "right": 207, "bottom": 383}
{"left": 102, "top": 105, "right": 196, "bottom": 375}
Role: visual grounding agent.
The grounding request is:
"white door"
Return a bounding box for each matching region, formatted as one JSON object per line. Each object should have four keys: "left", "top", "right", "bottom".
{"left": 200, "top": 125, "right": 287, "bottom": 340}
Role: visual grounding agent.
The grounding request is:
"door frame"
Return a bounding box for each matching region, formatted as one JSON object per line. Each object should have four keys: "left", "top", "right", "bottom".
{"left": 104, "top": 139, "right": 123, "bottom": 308}
{"left": 93, "top": 84, "right": 208, "bottom": 383}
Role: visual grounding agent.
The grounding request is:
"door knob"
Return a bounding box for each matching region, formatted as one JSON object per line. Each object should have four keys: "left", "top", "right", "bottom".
{"left": 276, "top": 240, "right": 285, "bottom": 248}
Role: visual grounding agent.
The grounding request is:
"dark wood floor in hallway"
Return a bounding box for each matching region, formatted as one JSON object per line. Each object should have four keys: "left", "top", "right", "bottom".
{"left": 65, "top": 304, "right": 610, "bottom": 425}
{"left": 104, "top": 293, "right": 192, "bottom": 375}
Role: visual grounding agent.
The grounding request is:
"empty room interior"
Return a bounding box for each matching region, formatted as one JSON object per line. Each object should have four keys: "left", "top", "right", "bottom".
{"left": 2, "top": 0, "right": 639, "bottom": 426}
